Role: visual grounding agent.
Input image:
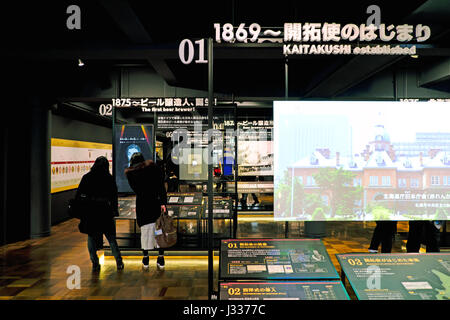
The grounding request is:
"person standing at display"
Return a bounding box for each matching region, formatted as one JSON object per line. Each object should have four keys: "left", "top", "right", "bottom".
{"left": 125, "top": 152, "right": 167, "bottom": 270}
{"left": 240, "top": 193, "right": 259, "bottom": 209}
{"left": 166, "top": 170, "right": 179, "bottom": 192}
{"left": 76, "top": 156, "right": 124, "bottom": 272}
{"left": 217, "top": 148, "right": 235, "bottom": 192}
{"left": 406, "top": 220, "right": 441, "bottom": 253}
{"left": 368, "top": 221, "right": 397, "bottom": 253}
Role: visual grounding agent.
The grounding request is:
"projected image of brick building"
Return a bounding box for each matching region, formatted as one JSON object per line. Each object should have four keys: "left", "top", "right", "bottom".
{"left": 278, "top": 123, "right": 450, "bottom": 221}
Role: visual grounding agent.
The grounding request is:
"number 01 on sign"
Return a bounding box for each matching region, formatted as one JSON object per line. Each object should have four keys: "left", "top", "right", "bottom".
{"left": 178, "top": 39, "right": 208, "bottom": 65}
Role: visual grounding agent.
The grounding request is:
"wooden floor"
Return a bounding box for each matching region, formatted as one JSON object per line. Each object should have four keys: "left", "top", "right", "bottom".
{"left": 0, "top": 218, "right": 411, "bottom": 300}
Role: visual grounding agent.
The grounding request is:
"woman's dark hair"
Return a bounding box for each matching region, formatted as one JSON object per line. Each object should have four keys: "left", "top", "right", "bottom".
{"left": 130, "top": 152, "right": 145, "bottom": 167}
{"left": 91, "top": 156, "right": 109, "bottom": 172}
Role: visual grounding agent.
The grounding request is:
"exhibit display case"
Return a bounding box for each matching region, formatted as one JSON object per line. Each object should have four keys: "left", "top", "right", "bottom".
{"left": 111, "top": 192, "right": 234, "bottom": 250}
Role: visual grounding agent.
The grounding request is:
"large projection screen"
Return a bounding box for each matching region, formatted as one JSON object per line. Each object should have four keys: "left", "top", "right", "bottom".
{"left": 274, "top": 101, "right": 450, "bottom": 221}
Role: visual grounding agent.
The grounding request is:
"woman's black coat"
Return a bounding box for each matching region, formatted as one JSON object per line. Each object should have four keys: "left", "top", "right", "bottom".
{"left": 75, "top": 169, "right": 118, "bottom": 236}
{"left": 125, "top": 160, "right": 167, "bottom": 227}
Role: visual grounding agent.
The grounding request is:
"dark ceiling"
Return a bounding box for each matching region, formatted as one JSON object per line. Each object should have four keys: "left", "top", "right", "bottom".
{"left": 2, "top": 0, "right": 450, "bottom": 100}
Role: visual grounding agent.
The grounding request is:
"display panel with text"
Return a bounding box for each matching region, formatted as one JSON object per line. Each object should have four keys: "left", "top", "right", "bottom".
{"left": 220, "top": 239, "right": 339, "bottom": 280}
{"left": 220, "top": 281, "right": 349, "bottom": 300}
{"left": 337, "top": 253, "right": 450, "bottom": 300}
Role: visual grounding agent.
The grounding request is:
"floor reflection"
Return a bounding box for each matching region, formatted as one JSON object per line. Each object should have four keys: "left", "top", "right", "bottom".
{"left": 0, "top": 217, "right": 435, "bottom": 300}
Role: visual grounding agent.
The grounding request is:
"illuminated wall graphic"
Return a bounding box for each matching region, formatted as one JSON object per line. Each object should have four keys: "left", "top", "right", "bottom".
{"left": 274, "top": 101, "right": 450, "bottom": 221}
{"left": 114, "top": 124, "right": 154, "bottom": 193}
{"left": 51, "top": 138, "right": 112, "bottom": 193}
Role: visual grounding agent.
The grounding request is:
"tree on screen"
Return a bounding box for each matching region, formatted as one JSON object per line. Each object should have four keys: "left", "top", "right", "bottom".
{"left": 304, "top": 193, "right": 327, "bottom": 217}
{"left": 276, "top": 169, "right": 304, "bottom": 217}
{"left": 313, "top": 168, "right": 362, "bottom": 218}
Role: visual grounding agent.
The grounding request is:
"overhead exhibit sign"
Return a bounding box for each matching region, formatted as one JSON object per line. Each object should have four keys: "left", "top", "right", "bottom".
{"left": 111, "top": 97, "right": 217, "bottom": 111}
{"left": 273, "top": 100, "right": 450, "bottom": 221}
{"left": 282, "top": 43, "right": 416, "bottom": 56}
{"left": 213, "top": 23, "right": 431, "bottom": 44}
{"left": 179, "top": 6, "right": 432, "bottom": 63}
{"left": 212, "top": 22, "right": 429, "bottom": 56}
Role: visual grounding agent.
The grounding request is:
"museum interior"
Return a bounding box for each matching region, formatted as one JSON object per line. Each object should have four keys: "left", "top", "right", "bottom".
{"left": 0, "top": 0, "right": 450, "bottom": 302}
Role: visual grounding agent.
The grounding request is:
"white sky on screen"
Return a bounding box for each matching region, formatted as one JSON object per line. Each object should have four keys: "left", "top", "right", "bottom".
{"left": 274, "top": 101, "right": 450, "bottom": 153}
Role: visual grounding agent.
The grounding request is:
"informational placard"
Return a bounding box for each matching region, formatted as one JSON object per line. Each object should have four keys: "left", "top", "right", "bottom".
{"left": 166, "top": 205, "right": 203, "bottom": 219}
{"left": 237, "top": 181, "right": 274, "bottom": 193}
{"left": 203, "top": 197, "right": 233, "bottom": 218}
{"left": 337, "top": 253, "right": 450, "bottom": 300}
{"left": 166, "top": 192, "right": 203, "bottom": 219}
{"left": 274, "top": 100, "right": 450, "bottom": 221}
{"left": 166, "top": 192, "right": 203, "bottom": 205}
{"left": 51, "top": 138, "right": 112, "bottom": 193}
{"left": 220, "top": 239, "right": 339, "bottom": 280}
{"left": 220, "top": 281, "right": 349, "bottom": 300}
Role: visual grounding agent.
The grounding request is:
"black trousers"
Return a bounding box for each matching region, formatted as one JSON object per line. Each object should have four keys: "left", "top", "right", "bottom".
{"left": 369, "top": 221, "right": 397, "bottom": 253}
{"left": 143, "top": 249, "right": 164, "bottom": 256}
{"left": 406, "top": 221, "right": 440, "bottom": 253}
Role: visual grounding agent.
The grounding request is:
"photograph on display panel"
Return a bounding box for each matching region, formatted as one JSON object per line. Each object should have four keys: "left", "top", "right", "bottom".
{"left": 238, "top": 140, "right": 274, "bottom": 176}
{"left": 274, "top": 101, "right": 450, "bottom": 221}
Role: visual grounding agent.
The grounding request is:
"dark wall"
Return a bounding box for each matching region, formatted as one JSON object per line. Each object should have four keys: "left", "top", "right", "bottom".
{"left": 52, "top": 113, "right": 112, "bottom": 143}
{"left": 50, "top": 114, "right": 112, "bottom": 225}
{"left": 1, "top": 99, "right": 36, "bottom": 244}
{"left": 0, "top": 59, "right": 117, "bottom": 245}
{"left": 0, "top": 123, "right": 5, "bottom": 245}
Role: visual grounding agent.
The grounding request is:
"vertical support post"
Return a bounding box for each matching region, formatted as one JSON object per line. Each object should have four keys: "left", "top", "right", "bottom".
{"left": 112, "top": 101, "right": 116, "bottom": 189}
{"left": 30, "top": 100, "right": 51, "bottom": 238}
{"left": 233, "top": 98, "right": 238, "bottom": 239}
{"left": 207, "top": 38, "right": 215, "bottom": 300}
{"left": 284, "top": 57, "right": 289, "bottom": 238}
{"left": 285, "top": 57, "right": 289, "bottom": 99}
{"left": 1, "top": 125, "right": 7, "bottom": 245}
{"left": 112, "top": 68, "right": 120, "bottom": 192}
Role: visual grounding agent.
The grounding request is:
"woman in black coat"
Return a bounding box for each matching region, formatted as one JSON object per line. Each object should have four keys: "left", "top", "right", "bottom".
{"left": 76, "top": 156, "right": 124, "bottom": 271}
{"left": 125, "top": 152, "right": 167, "bottom": 270}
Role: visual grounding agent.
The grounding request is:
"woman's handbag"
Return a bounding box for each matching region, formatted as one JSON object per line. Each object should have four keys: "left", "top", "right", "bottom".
{"left": 155, "top": 210, "right": 177, "bottom": 248}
